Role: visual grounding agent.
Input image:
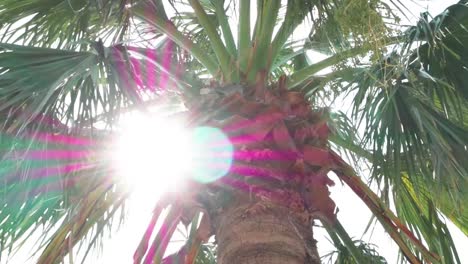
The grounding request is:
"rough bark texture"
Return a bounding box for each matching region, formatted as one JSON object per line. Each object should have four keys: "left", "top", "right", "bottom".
{"left": 213, "top": 197, "right": 320, "bottom": 264}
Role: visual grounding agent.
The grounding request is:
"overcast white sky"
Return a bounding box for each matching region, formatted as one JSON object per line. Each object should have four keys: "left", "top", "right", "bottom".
{"left": 2, "top": 1, "right": 467, "bottom": 263}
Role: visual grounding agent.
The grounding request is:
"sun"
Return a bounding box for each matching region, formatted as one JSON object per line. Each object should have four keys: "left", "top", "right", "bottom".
{"left": 112, "top": 112, "right": 193, "bottom": 200}
{"left": 110, "top": 110, "right": 234, "bottom": 204}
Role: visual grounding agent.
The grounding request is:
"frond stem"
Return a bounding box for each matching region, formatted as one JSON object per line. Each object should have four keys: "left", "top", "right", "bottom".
{"left": 188, "top": 0, "right": 234, "bottom": 82}
{"left": 132, "top": 2, "right": 218, "bottom": 77}
{"left": 322, "top": 220, "right": 367, "bottom": 263}
{"left": 332, "top": 152, "right": 440, "bottom": 263}
{"left": 247, "top": 0, "right": 280, "bottom": 83}
{"left": 270, "top": 0, "right": 309, "bottom": 70}
{"left": 287, "top": 36, "right": 402, "bottom": 88}
{"left": 214, "top": 0, "right": 236, "bottom": 57}
{"left": 238, "top": 0, "right": 251, "bottom": 74}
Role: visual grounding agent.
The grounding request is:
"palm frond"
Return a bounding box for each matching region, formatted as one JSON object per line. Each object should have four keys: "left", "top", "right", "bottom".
{"left": 0, "top": 41, "right": 197, "bottom": 132}
{"left": 321, "top": 219, "right": 388, "bottom": 263}
{"left": 394, "top": 174, "right": 463, "bottom": 264}
{"left": 0, "top": 125, "right": 126, "bottom": 263}
{"left": 37, "top": 182, "right": 127, "bottom": 264}
{"left": 329, "top": 2, "right": 468, "bottom": 262}
{"left": 321, "top": 236, "right": 388, "bottom": 264}
{"left": 0, "top": 0, "right": 133, "bottom": 49}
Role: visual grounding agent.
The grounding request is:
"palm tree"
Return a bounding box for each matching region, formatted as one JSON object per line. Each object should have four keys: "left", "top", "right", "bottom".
{"left": 0, "top": 0, "right": 467, "bottom": 263}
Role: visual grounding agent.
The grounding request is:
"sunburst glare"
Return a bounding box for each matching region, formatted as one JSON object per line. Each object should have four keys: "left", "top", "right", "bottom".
{"left": 112, "top": 113, "right": 193, "bottom": 200}
{"left": 111, "top": 113, "right": 234, "bottom": 202}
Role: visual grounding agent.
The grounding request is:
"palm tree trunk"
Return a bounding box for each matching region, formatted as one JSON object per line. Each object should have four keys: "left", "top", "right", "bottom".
{"left": 196, "top": 83, "right": 334, "bottom": 263}
{"left": 213, "top": 198, "right": 320, "bottom": 264}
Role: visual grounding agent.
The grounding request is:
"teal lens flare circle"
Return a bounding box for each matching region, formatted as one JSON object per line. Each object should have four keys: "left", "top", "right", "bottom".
{"left": 190, "top": 127, "right": 233, "bottom": 183}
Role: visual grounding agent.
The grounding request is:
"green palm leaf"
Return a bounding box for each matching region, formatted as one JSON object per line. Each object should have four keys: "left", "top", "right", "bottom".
{"left": 0, "top": 0, "right": 133, "bottom": 48}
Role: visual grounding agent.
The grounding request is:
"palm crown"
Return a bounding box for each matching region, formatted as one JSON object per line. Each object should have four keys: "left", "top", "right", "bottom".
{"left": 0, "top": 0, "right": 467, "bottom": 263}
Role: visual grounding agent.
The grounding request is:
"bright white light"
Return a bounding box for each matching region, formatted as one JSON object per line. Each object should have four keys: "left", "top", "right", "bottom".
{"left": 112, "top": 113, "right": 193, "bottom": 200}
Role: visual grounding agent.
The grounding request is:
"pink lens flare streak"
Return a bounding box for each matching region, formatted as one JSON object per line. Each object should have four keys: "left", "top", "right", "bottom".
{"left": 159, "top": 41, "right": 173, "bottom": 90}
{"left": 15, "top": 149, "right": 91, "bottom": 160}
{"left": 130, "top": 57, "right": 145, "bottom": 89}
{"left": 146, "top": 47, "right": 156, "bottom": 91}
{"left": 114, "top": 48, "right": 142, "bottom": 99}
{"left": 31, "top": 132, "right": 94, "bottom": 146}
{"left": 14, "top": 175, "right": 115, "bottom": 202}
{"left": 143, "top": 211, "right": 181, "bottom": 264}
{"left": 3, "top": 161, "right": 97, "bottom": 187}
{"left": 230, "top": 163, "right": 288, "bottom": 181}
{"left": 23, "top": 162, "right": 94, "bottom": 180}
{"left": 233, "top": 149, "right": 297, "bottom": 161}
{"left": 223, "top": 111, "right": 284, "bottom": 133}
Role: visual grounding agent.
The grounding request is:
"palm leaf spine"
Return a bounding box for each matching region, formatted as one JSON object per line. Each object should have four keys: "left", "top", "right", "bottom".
{"left": 287, "top": 36, "right": 402, "bottom": 88}
{"left": 323, "top": 220, "right": 367, "bottom": 263}
{"left": 329, "top": 134, "right": 373, "bottom": 161}
{"left": 238, "top": 0, "right": 251, "bottom": 73}
{"left": 270, "top": 0, "right": 309, "bottom": 69}
{"left": 188, "top": 0, "right": 234, "bottom": 82}
{"left": 334, "top": 160, "right": 440, "bottom": 263}
{"left": 132, "top": 2, "right": 218, "bottom": 76}
{"left": 214, "top": 0, "right": 236, "bottom": 57}
{"left": 247, "top": 0, "right": 280, "bottom": 82}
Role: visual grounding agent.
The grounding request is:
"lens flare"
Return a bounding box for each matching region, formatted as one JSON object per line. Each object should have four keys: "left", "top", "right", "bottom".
{"left": 112, "top": 114, "right": 192, "bottom": 198}
{"left": 191, "top": 126, "right": 233, "bottom": 183}
{"left": 112, "top": 114, "right": 233, "bottom": 199}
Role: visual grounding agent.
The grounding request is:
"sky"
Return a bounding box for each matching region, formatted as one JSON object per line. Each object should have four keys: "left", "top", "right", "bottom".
{"left": 2, "top": 0, "right": 467, "bottom": 263}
